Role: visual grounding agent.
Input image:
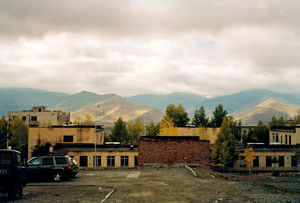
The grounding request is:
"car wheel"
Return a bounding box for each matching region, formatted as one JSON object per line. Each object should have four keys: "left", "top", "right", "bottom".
{"left": 8, "top": 184, "right": 22, "bottom": 199}
{"left": 53, "top": 172, "right": 62, "bottom": 182}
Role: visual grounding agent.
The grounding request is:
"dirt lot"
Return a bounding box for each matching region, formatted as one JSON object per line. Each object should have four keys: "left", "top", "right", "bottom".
{"left": 1, "top": 167, "right": 299, "bottom": 202}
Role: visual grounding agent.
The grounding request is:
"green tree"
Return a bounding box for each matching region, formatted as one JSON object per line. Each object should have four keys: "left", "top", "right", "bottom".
{"left": 192, "top": 106, "right": 208, "bottom": 127}
{"left": 210, "top": 104, "right": 228, "bottom": 127}
{"left": 110, "top": 117, "right": 129, "bottom": 144}
{"left": 254, "top": 120, "right": 269, "bottom": 144}
{"left": 9, "top": 117, "right": 28, "bottom": 159}
{"left": 145, "top": 121, "right": 160, "bottom": 136}
{"left": 32, "top": 142, "right": 51, "bottom": 157}
{"left": 0, "top": 116, "right": 8, "bottom": 149}
{"left": 164, "top": 104, "right": 189, "bottom": 127}
{"left": 127, "top": 118, "right": 145, "bottom": 145}
{"left": 227, "top": 115, "right": 242, "bottom": 141}
{"left": 211, "top": 118, "right": 236, "bottom": 168}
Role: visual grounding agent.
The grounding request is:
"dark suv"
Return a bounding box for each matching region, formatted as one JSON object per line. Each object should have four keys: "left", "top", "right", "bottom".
{"left": 0, "top": 149, "right": 27, "bottom": 199}
{"left": 27, "top": 154, "right": 78, "bottom": 182}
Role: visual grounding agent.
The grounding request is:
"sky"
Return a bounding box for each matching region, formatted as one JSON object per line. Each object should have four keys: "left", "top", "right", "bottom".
{"left": 0, "top": 0, "right": 300, "bottom": 97}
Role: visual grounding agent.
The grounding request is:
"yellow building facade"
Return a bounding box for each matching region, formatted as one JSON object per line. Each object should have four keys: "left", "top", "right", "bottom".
{"left": 158, "top": 126, "right": 220, "bottom": 144}
{"left": 28, "top": 125, "right": 104, "bottom": 159}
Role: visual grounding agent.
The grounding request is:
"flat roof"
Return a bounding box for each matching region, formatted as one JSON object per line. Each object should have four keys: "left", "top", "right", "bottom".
{"left": 53, "top": 143, "right": 138, "bottom": 152}
{"left": 140, "top": 136, "right": 201, "bottom": 141}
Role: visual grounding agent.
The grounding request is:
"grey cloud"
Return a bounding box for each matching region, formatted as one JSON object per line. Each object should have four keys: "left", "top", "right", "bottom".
{"left": 0, "top": 0, "right": 300, "bottom": 39}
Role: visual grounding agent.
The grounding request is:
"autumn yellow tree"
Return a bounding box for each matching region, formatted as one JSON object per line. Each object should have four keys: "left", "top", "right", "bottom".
{"left": 9, "top": 117, "right": 28, "bottom": 159}
{"left": 244, "top": 145, "right": 256, "bottom": 174}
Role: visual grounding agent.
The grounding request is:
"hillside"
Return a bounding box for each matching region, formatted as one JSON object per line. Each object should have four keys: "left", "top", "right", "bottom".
{"left": 233, "top": 98, "right": 300, "bottom": 125}
{"left": 70, "top": 95, "right": 164, "bottom": 124}
{"left": 52, "top": 91, "right": 116, "bottom": 112}
{"left": 0, "top": 88, "right": 70, "bottom": 115}
{"left": 127, "top": 92, "right": 206, "bottom": 112}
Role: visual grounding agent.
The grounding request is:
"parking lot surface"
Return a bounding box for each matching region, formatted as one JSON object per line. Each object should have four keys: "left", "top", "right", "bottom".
{"left": 1, "top": 167, "right": 299, "bottom": 202}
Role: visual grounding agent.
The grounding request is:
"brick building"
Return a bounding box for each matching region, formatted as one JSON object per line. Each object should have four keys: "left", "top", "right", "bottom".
{"left": 138, "top": 136, "right": 210, "bottom": 169}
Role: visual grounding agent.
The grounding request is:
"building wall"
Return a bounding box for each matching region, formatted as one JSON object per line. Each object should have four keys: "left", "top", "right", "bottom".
{"left": 234, "top": 150, "right": 299, "bottom": 171}
{"left": 28, "top": 127, "right": 104, "bottom": 159}
{"left": 138, "top": 137, "right": 210, "bottom": 169}
{"left": 158, "top": 127, "right": 220, "bottom": 144}
{"left": 68, "top": 151, "right": 138, "bottom": 168}
{"left": 269, "top": 129, "right": 299, "bottom": 145}
{"left": 8, "top": 107, "right": 70, "bottom": 127}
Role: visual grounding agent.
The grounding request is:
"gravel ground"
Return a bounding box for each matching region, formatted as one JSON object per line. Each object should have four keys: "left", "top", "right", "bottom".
{"left": 1, "top": 167, "right": 299, "bottom": 202}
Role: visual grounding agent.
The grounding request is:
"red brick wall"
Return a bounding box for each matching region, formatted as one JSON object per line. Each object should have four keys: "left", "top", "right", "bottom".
{"left": 138, "top": 137, "right": 210, "bottom": 169}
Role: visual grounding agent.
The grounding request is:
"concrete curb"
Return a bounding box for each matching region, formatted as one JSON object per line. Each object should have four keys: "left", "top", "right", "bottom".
{"left": 100, "top": 188, "right": 116, "bottom": 203}
{"left": 185, "top": 165, "right": 198, "bottom": 177}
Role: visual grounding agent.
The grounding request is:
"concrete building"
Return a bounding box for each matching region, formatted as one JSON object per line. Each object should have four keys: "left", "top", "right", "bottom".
{"left": 158, "top": 126, "right": 220, "bottom": 144}
{"left": 28, "top": 125, "right": 104, "bottom": 159}
{"left": 53, "top": 143, "right": 138, "bottom": 168}
{"left": 138, "top": 136, "right": 210, "bottom": 169}
{"left": 269, "top": 126, "right": 300, "bottom": 145}
{"left": 8, "top": 106, "right": 70, "bottom": 127}
{"left": 234, "top": 144, "right": 299, "bottom": 172}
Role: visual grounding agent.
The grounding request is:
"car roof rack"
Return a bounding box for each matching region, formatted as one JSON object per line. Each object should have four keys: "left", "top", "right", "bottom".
{"left": 47, "top": 153, "right": 67, "bottom": 156}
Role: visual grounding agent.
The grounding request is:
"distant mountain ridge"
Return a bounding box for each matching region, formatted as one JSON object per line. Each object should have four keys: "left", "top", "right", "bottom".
{"left": 0, "top": 87, "right": 299, "bottom": 125}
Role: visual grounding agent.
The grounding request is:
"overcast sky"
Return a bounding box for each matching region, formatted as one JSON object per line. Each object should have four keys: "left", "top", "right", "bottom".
{"left": 0, "top": 0, "right": 299, "bottom": 97}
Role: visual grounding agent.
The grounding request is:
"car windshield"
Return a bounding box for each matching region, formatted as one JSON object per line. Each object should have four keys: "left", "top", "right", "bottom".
{"left": 0, "top": 153, "right": 11, "bottom": 166}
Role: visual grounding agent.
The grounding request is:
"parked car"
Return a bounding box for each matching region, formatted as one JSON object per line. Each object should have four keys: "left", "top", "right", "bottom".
{"left": 0, "top": 149, "right": 27, "bottom": 199}
{"left": 26, "top": 154, "right": 77, "bottom": 182}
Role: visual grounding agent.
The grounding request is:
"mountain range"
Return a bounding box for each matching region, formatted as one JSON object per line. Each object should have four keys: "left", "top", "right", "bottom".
{"left": 0, "top": 87, "right": 299, "bottom": 125}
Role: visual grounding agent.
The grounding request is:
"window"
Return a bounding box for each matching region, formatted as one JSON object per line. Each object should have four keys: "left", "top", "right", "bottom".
{"left": 93, "top": 156, "right": 101, "bottom": 167}
{"left": 31, "top": 116, "right": 37, "bottom": 121}
{"left": 28, "top": 157, "right": 41, "bottom": 166}
{"left": 121, "top": 156, "right": 129, "bottom": 167}
{"left": 289, "top": 135, "right": 291, "bottom": 145}
{"left": 291, "top": 156, "right": 297, "bottom": 167}
{"left": 107, "top": 156, "right": 115, "bottom": 167}
{"left": 134, "top": 156, "right": 138, "bottom": 166}
{"left": 253, "top": 156, "right": 259, "bottom": 167}
{"left": 0, "top": 154, "right": 12, "bottom": 166}
{"left": 285, "top": 135, "right": 287, "bottom": 144}
{"left": 42, "top": 157, "right": 54, "bottom": 165}
{"left": 63, "top": 135, "right": 73, "bottom": 142}
{"left": 80, "top": 156, "right": 88, "bottom": 167}
{"left": 240, "top": 156, "right": 246, "bottom": 167}
{"left": 22, "top": 116, "right": 26, "bottom": 121}
{"left": 272, "top": 134, "right": 276, "bottom": 142}
{"left": 279, "top": 156, "right": 284, "bottom": 167}
{"left": 266, "top": 156, "right": 272, "bottom": 167}
{"left": 276, "top": 134, "right": 279, "bottom": 142}
{"left": 55, "top": 157, "right": 67, "bottom": 164}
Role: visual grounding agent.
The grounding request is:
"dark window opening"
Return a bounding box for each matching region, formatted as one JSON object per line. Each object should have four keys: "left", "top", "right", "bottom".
{"left": 266, "top": 156, "right": 272, "bottom": 167}
{"left": 279, "top": 156, "right": 284, "bottom": 167}
{"left": 22, "top": 116, "right": 26, "bottom": 121}
{"left": 107, "top": 156, "right": 115, "bottom": 167}
{"left": 134, "top": 156, "right": 138, "bottom": 166}
{"left": 31, "top": 116, "right": 37, "bottom": 121}
{"left": 253, "top": 156, "right": 259, "bottom": 167}
{"left": 63, "top": 135, "right": 73, "bottom": 142}
{"left": 42, "top": 157, "right": 54, "bottom": 165}
{"left": 285, "top": 135, "right": 287, "bottom": 144}
{"left": 289, "top": 135, "right": 291, "bottom": 145}
{"left": 291, "top": 156, "right": 297, "bottom": 167}
{"left": 275, "top": 134, "right": 279, "bottom": 142}
{"left": 121, "top": 156, "right": 129, "bottom": 166}
{"left": 80, "top": 156, "right": 88, "bottom": 167}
